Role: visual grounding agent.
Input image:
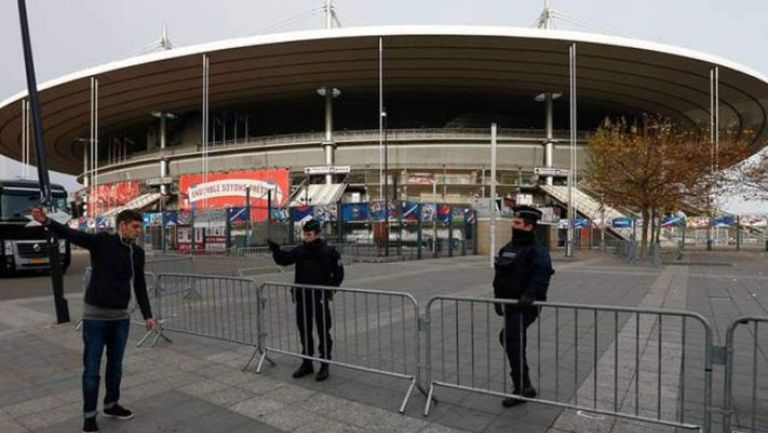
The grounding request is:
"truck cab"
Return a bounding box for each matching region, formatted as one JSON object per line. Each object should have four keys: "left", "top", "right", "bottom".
{"left": 0, "top": 180, "right": 71, "bottom": 275}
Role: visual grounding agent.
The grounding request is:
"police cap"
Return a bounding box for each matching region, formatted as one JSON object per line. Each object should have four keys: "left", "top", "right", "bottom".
{"left": 512, "top": 205, "right": 542, "bottom": 224}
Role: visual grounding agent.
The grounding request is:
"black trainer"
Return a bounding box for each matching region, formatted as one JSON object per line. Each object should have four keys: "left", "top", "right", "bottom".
{"left": 82, "top": 417, "right": 99, "bottom": 433}
{"left": 315, "top": 363, "right": 330, "bottom": 382}
{"left": 292, "top": 361, "right": 314, "bottom": 378}
{"left": 502, "top": 386, "right": 537, "bottom": 408}
{"left": 103, "top": 404, "right": 134, "bottom": 420}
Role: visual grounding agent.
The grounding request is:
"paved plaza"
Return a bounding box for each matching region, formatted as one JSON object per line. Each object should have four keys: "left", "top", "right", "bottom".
{"left": 0, "top": 249, "right": 766, "bottom": 433}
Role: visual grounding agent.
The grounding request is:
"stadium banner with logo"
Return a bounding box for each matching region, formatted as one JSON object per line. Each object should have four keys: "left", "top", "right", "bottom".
{"left": 437, "top": 204, "right": 452, "bottom": 223}
{"left": 179, "top": 169, "right": 290, "bottom": 219}
{"left": 92, "top": 181, "right": 141, "bottom": 216}
{"left": 341, "top": 203, "right": 369, "bottom": 222}
{"left": 290, "top": 205, "right": 314, "bottom": 223}
{"left": 313, "top": 204, "right": 338, "bottom": 223}
{"left": 402, "top": 201, "right": 420, "bottom": 222}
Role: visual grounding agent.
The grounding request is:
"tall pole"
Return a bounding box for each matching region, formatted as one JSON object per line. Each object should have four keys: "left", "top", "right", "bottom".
{"left": 325, "top": 0, "right": 333, "bottom": 29}
{"left": 707, "top": 67, "right": 719, "bottom": 251}
{"left": 545, "top": 93, "right": 554, "bottom": 186}
{"left": 16, "top": 0, "right": 70, "bottom": 323}
{"left": 432, "top": 178, "right": 437, "bottom": 256}
{"left": 490, "top": 123, "right": 497, "bottom": 268}
{"left": 202, "top": 54, "right": 210, "bottom": 209}
{"left": 384, "top": 110, "right": 389, "bottom": 257}
{"left": 566, "top": 43, "right": 577, "bottom": 258}
{"left": 378, "top": 37, "right": 384, "bottom": 201}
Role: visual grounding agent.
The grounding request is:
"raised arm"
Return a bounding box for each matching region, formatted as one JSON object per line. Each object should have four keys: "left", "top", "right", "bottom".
{"left": 268, "top": 239, "right": 298, "bottom": 266}
{"left": 32, "top": 207, "right": 99, "bottom": 250}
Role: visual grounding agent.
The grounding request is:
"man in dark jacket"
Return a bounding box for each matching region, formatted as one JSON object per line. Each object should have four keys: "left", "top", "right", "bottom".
{"left": 31, "top": 207, "right": 156, "bottom": 433}
{"left": 267, "top": 219, "right": 344, "bottom": 382}
{"left": 493, "top": 205, "right": 553, "bottom": 408}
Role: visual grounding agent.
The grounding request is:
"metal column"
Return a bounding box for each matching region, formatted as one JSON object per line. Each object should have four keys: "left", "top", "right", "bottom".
{"left": 566, "top": 44, "right": 577, "bottom": 258}
{"left": 490, "top": 123, "right": 497, "bottom": 268}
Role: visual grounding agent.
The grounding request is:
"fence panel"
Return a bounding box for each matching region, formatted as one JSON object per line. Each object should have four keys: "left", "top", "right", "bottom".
{"left": 423, "top": 296, "right": 715, "bottom": 432}
{"left": 256, "top": 281, "right": 422, "bottom": 413}
{"left": 235, "top": 246, "right": 285, "bottom": 277}
{"left": 145, "top": 255, "right": 194, "bottom": 274}
{"left": 138, "top": 273, "right": 261, "bottom": 349}
{"left": 723, "top": 317, "right": 768, "bottom": 433}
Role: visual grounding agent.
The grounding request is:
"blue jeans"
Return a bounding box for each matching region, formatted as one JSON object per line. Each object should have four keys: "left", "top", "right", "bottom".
{"left": 81, "top": 319, "right": 130, "bottom": 418}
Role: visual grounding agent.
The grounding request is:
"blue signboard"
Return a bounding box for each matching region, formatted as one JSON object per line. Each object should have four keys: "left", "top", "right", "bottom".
{"left": 341, "top": 203, "right": 369, "bottom": 222}
{"left": 402, "top": 201, "right": 421, "bottom": 222}
{"left": 290, "top": 205, "right": 314, "bottom": 223}
{"left": 227, "top": 207, "right": 248, "bottom": 224}
{"left": 163, "top": 211, "right": 178, "bottom": 226}
{"left": 611, "top": 217, "right": 632, "bottom": 228}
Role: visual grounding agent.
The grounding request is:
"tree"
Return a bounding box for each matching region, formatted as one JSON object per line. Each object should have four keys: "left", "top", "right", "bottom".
{"left": 585, "top": 115, "right": 751, "bottom": 255}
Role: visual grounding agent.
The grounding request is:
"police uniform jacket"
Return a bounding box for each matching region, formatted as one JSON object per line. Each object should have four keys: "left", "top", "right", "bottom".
{"left": 493, "top": 237, "right": 553, "bottom": 302}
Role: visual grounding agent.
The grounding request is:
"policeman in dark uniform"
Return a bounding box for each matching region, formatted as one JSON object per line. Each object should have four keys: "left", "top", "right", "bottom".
{"left": 268, "top": 220, "right": 344, "bottom": 382}
{"left": 493, "top": 205, "right": 554, "bottom": 407}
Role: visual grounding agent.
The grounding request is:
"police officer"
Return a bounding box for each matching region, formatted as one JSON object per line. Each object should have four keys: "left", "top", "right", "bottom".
{"left": 267, "top": 220, "right": 344, "bottom": 382}
{"left": 493, "top": 205, "right": 554, "bottom": 407}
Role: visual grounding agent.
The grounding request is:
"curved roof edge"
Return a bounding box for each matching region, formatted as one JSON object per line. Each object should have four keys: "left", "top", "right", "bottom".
{"left": 2, "top": 25, "right": 768, "bottom": 110}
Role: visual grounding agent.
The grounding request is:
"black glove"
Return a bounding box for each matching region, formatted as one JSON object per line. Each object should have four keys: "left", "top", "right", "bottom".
{"left": 494, "top": 303, "right": 504, "bottom": 316}
{"left": 267, "top": 239, "right": 280, "bottom": 253}
{"left": 518, "top": 293, "right": 535, "bottom": 306}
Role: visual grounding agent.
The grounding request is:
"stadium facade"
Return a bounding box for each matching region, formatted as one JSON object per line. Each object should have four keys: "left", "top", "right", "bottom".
{"left": 1, "top": 25, "right": 767, "bottom": 218}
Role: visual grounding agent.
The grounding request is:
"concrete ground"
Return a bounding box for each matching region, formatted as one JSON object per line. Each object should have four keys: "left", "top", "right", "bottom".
{"left": 0, "top": 248, "right": 765, "bottom": 433}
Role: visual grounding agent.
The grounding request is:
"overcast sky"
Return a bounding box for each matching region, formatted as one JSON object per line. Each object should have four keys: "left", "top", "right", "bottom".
{"left": 1, "top": 0, "right": 766, "bottom": 212}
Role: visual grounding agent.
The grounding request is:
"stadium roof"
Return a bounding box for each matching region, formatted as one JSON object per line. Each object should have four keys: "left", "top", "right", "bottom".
{"left": 1, "top": 25, "right": 767, "bottom": 175}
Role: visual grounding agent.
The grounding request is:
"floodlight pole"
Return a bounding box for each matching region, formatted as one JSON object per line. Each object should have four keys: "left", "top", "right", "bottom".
{"left": 16, "top": 0, "right": 70, "bottom": 323}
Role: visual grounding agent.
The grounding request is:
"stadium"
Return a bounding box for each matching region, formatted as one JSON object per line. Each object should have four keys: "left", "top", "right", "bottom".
{"left": 1, "top": 19, "right": 767, "bottom": 250}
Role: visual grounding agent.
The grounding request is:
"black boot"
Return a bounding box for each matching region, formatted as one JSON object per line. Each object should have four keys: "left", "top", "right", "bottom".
{"left": 292, "top": 361, "right": 314, "bottom": 378}
{"left": 502, "top": 386, "right": 537, "bottom": 408}
{"left": 315, "top": 363, "right": 329, "bottom": 382}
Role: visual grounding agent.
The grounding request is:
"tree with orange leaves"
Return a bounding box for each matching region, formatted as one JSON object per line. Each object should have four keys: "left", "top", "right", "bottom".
{"left": 585, "top": 115, "right": 751, "bottom": 255}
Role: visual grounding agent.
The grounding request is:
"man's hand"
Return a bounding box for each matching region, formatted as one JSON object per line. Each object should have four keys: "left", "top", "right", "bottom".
{"left": 518, "top": 293, "right": 535, "bottom": 306}
{"left": 145, "top": 317, "right": 157, "bottom": 331}
{"left": 494, "top": 303, "right": 504, "bottom": 316}
{"left": 267, "top": 239, "right": 280, "bottom": 253}
{"left": 30, "top": 207, "right": 48, "bottom": 225}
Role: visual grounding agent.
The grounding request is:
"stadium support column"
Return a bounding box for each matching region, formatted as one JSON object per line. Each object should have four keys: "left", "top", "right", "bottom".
{"left": 317, "top": 86, "right": 341, "bottom": 185}
{"left": 535, "top": 92, "right": 561, "bottom": 185}
{"left": 153, "top": 112, "right": 176, "bottom": 196}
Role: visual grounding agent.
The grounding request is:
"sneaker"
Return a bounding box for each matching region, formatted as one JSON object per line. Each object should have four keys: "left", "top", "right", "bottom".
{"left": 292, "top": 361, "right": 314, "bottom": 378}
{"left": 315, "top": 363, "right": 329, "bottom": 382}
{"left": 82, "top": 417, "right": 99, "bottom": 433}
{"left": 103, "top": 404, "right": 134, "bottom": 420}
{"left": 501, "top": 386, "right": 537, "bottom": 408}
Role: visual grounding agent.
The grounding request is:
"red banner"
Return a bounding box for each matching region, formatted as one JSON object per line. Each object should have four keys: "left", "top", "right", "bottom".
{"left": 179, "top": 169, "right": 290, "bottom": 211}
{"left": 91, "top": 181, "right": 140, "bottom": 215}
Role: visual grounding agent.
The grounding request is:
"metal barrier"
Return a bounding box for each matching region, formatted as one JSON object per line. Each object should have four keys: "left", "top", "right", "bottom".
{"left": 145, "top": 255, "right": 194, "bottom": 274}
{"left": 723, "top": 317, "right": 768, "bottom": 433}
{"left": 234, "top": 247, "right": 284, "bottom": 277}
{"left": 138, "top": 273, "right": 262, "bottom": 352}
{"left": 255, "top": 281, "right": 422, "bottom": 413}
{"left": 423, "top": 296, "right": 714, "bottom": 431}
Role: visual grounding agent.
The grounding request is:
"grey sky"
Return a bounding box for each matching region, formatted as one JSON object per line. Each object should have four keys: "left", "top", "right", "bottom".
{"left": 1, "top": 0, "right": 767, "bottom": 211}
